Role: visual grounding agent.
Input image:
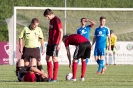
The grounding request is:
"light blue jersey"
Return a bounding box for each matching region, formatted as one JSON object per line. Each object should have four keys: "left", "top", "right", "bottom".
{"left": 77, "top": 25, "right": 91, "bottom": 40}
{"left": 77, "top": 25, "right": 91, "bottom": 65}
{"left": 94, "top": 26, "right": 109, "bottom": 56}
{"left": 94, "top": 26, "right": 109, "bottom": 48}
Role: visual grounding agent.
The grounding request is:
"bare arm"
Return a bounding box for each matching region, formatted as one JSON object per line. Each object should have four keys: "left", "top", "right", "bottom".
{"left": 86, "top": 19, "right": 96, "bottom": 28}
{"left": 57, "top": 29, "right": 63, "bottom": 50}
{"left": 40, "top": 39, "right": 45, "bottom": 55}
{"left": 19, "top": 38, "right": 23, "bottom": 54}
{"left": 30, "top": 67, "right": 47, "bottom": 78}
{"left": 66, "top": 46, "right": 71, "bottom": 68}
{"left": 108, "top": 35, "right": 111, "bottom": 50}
{"left": 114, "top": 36, "right": 117, "bottom": 48}
{"left": 91, "top": 36, "right": 96, "bottom": 50}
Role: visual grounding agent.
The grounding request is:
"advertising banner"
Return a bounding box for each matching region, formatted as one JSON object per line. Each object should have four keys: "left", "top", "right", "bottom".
{"left": 1, "top": 41, "right": 133, "bottom": 65}
{"left": 0, "top": 42, "right": 9, "bottom": 64}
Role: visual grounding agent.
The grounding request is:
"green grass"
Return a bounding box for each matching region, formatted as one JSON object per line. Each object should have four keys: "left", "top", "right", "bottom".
{"left": 0, "top": 65, "right": 133, "bottom": 88}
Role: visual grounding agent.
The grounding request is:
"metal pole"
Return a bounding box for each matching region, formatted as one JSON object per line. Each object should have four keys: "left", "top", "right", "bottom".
{"left": 64, "top": 0, "right": 66, "bottom": 35}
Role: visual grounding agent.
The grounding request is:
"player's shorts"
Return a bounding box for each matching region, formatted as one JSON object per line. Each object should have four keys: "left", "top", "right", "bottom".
{"left": 111, "top": 45, "right": 117, "bottom": 52}
{"left": 17, "top": 72, "right": 27, "bottom": 81}
{"left": 73, "top": 42, "right": 91, "bottom": 59}
{"left": 22, "top": 47, "right": 41, "bottom": 61}
{"left": 94, "top": 47, "right": 106, "bottom": 56}
{"left": 46, "top": 44, "right": 59, "bottom": 57}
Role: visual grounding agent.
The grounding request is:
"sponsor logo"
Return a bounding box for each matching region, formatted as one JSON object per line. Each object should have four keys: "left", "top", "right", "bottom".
{"left": 126, "top": 44, "right": 133, "bottom": 51}
{"left": 3, "top": 58, "right": 9, "bottom": 62}
{"left": 116, "top": 43, "right": 120, "bottom": 50}
{"left": 4, "top": 43, "right": 9, "bottom": 55}
{"left": 97, "top": 31, "right": 104, "bottom": 36}
{"left": 81, "top": 30, "right": 87, "bottom": 35}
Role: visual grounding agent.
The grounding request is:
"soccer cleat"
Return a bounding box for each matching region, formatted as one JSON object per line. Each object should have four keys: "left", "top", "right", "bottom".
{"left": 49, "top": 79, "right": 58, "bottom": 82}
{"left": 48, "top": 78, "right": 53, "bottom": 82}
{"left": 101, "top": 67, "right": 106, "bottom": 74}
{"left": 79, "top": 78, "right": 85, "bottom": 81}
{"left": 96, "top": 71, "right": 101, "bottom": 74}
{"left": 70, "top": 78, "right": 76, "bottom": 81}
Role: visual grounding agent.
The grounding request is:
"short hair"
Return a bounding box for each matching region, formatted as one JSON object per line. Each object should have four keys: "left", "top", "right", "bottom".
{"left": 43, "top": 9, "right": 53, "bottom": 16}
{"left": 36, "top": 75, "right": 49, "bottom": 82}
{"left": 110, "top": 30, "right": 113, "bottom": 34}
{"left": 100, "top": 16, "right": 106, "bottom": 21}
{"left": 63, "top": 35, "right": 69, "bottom": 39}
{"left": 31, "top": 18, "right": 39, "bottom": 24}
{"left": 80, "top": 18, "right": 86, "bottom": 22}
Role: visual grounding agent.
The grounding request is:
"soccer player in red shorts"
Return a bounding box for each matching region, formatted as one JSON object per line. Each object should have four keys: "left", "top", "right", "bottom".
{"left": 63, "top": 34, "right": 91, "bottom": 81}
{"left": 43, "top": 9, "right": 63, "bottom": 82}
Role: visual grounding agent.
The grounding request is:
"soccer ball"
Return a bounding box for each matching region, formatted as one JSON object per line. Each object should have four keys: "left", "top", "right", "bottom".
{"left": 65, "top": 73, "right": 72, "bottom": 80}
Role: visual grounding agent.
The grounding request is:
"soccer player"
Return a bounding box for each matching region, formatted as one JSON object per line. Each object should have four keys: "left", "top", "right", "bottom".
{"left": 91, "top": 16, "right": 111, "bottom": 74}
{"left": 17, "top": 58, "right": 48, "bottom": 82}
{"left": 105, "top": 30, "right": 117, "bottom": 65}
{"left": 43, "top": 9, "right": 63, "bottom": 82}
{"left": 77, "top": 18, "right": 96, "bottom": 65}
{"left": 63, "top": 34, "right": 91, "bottom": 81}
{"left": 19, "top": 18, "right": 45, "bottom": 72}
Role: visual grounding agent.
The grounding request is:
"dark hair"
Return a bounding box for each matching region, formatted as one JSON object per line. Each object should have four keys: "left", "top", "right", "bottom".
{"left": 43, "top": 9, "right": 53, "bottom": 16}
{"left": 110, "top": 30, "right": 113, "bottom": 34}
{"left": 63, "top": 35, "right": 69, "bottom": 39}
{"left": 100, "top": 16, "right": 106, "bottom": 21}
{"left": 36, "top": 74, "right": 49, "bottom": 82}
{"left": 80, "top": 18, "right": 86, "bottom": 22}
{"left": 31, "top": 18, "right": 39, "bottom": 24}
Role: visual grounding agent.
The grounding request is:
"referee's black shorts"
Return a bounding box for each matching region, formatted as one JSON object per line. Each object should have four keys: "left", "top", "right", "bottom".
{"left": 22, "top": 47, "right": 41, "bottom": 61}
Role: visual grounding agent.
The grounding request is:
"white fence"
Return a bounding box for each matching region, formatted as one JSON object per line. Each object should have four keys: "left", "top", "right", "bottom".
{"left": 40, "top": 42, "right": 133, "bottom": 65}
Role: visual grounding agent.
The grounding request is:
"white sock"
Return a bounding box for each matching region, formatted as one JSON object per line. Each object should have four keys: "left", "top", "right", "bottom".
{"left": 105, "top": 55, "right": 108, "bottom": 64}
{"left": 113, "top": 55, "right": 116, "bottom": 64}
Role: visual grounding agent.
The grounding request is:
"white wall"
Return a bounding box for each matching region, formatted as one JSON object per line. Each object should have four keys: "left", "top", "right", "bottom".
{"left": 40, "top": 42, "right": 133, "bottom": 65}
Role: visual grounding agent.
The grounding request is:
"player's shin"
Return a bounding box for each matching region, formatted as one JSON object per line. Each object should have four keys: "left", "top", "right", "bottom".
{"left": 105, "top": 55, "right": 108, "bottom": 65}
{"left": 97, "top": 60, "right": 104, "bottom": 72}
{"left": 96, "top": 59, "right": 100, "bottom": 65}
{"left": 113, "top": 54, "right": 116, "bottom": 65}
{"left": 53, "top": 62, "right": 58, "bottom": 80}
{"left": 72, "top": 62, "right": 78, "bottom": 79}
{"left": 47, "top": 61, "right": 53, "bottom": 79}
{"left": 81, "top": 61, "right": 86, "bottom": 78}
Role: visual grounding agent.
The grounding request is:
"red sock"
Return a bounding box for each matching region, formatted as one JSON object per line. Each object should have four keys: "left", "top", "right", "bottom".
{"left": 53, "top": 62, "right": 58, "bottom": 80}
{"left": 81, "top": 61, "right": 86, "bottom": 78}
{"left": 72, "top": 62, "right": 78, "bottom": 79}
{"left": 47, "top": 61, "right": 52, "bottom": 79}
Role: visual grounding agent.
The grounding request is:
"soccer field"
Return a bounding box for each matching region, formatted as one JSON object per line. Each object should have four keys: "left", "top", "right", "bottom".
{"left": 0, "top": 65, "right": 133, "bottom": 88}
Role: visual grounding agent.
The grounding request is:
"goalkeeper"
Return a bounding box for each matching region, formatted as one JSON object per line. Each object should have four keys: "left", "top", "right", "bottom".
{"left": 105, "top": 30, "right": 117, "bottom": 65}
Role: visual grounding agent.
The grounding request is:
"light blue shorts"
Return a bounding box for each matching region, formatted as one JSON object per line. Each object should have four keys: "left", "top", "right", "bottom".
{"left": 94, "top": 48, "right": 106, "bottom": 56}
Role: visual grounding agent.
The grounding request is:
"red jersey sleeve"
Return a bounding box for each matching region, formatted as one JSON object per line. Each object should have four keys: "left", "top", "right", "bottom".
{"left": 56, "top": 17, "right": 62, "bottom": 30}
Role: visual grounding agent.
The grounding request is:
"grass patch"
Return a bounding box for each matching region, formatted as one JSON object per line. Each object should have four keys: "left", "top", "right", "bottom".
{"left": 0, "top": 65, "right": 133, "bottom": 88}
